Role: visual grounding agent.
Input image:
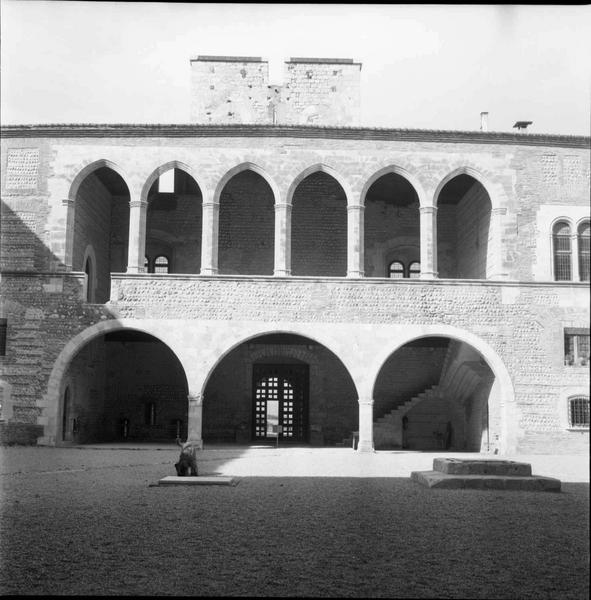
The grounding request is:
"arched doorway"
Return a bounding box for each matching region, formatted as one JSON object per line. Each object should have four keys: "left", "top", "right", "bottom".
{"left": 436, "top": 174, "right": 492, "bottom": 279}
{"left": 203, "top": 333, "right": 358, "bottom": 445}
{"left": 373, "top": 336, "right": 496, "bottom": 451}
{"left": 71, "top": 165, "right": 130, "bottom": 302}
{"left": 291, "top": 171, "right": 348, "bottom": 277}
{"left": 363, "top": 172, "right": 420, "bottom": 277}
{"left": 57, "top": 328, "right": 188, "bottom": 444}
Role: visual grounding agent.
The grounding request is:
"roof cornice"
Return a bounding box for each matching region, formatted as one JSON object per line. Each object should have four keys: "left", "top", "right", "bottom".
{"left": 1, "top": 123, "right": 589, "bottom": 148}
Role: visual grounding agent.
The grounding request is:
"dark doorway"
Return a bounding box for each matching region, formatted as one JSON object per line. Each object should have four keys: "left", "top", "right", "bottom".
{"left": 252, "top": 364, "right": 309, "bottom": 442}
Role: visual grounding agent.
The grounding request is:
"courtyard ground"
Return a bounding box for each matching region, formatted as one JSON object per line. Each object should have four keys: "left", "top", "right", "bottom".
{"left": 0, "top": 444, "right": 589, "bottom": 598}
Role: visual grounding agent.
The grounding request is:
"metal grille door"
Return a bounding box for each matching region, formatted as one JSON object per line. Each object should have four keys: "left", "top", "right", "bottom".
{"left": 253, "top": 364, "right": 309, "bottom": 442}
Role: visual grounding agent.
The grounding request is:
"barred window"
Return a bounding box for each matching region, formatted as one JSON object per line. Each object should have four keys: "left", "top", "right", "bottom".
{"left": 578, "top": 221, "right": 590, "bottom": 282}
{"left": 388, "top": 261, "right": 405, "bottom": 279}
{"left": 568, "top": 396, "right": 589, "bottom": 429}
{"left": 84, "top": 257, "right": 93, "bottom": 302}
{"left": 564, "top": 328, "right": 590, "bottom": 366}
{"left": 154, "top": 255, "right": 169, "bottom": 274}
{"left": 409, "top": 261, "right": 421, "bottom": 279}
{"left": 553, "top": 221, "right": 572, "bottom": 281}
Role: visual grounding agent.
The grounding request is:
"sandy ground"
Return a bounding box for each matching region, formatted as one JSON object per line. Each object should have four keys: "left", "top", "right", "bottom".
{"left": 0, "top": 445, "right": 589, "bottom": 598}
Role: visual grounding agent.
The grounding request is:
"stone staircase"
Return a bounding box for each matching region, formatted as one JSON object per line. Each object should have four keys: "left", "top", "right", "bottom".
{"left": 373, "top": 385, "right": 441, "bottom": 449}
{"left": 341, "top": 384, "right": 440, "bottom": 449}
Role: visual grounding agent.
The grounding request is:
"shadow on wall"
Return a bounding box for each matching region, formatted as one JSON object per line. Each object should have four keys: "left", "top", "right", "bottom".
{"left": 0, "top": 201, "right": 192, "bottom": 448}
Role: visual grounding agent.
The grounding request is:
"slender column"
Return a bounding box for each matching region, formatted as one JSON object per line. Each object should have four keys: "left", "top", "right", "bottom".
{"left": 419, "top": 205, "right": 437, "bottom": 278}
{"left": 356, "top": 398, "right": 375, "bottom": 453}
{"left": 347, "top": 203, "right": 364, "bottom": 278}
{"left": 126, "top": 198, "right": 148, "bottom": 273}
{"left": 274, "top": 202, "right": 292, "bottom": 276}
{"left": 488, "top": 207, "right": 508, "bottom": 280}
{"left": 200, "top": 197, "right": 219, "bottom": 275}
{"left": 186, "top": 393, "right": 204, "bottom": 449}
{"left": 572, "top": 231, "right": 580, "bottom": 282}
{"left": 62, "top": 198, "right": 75, "bottom": 270}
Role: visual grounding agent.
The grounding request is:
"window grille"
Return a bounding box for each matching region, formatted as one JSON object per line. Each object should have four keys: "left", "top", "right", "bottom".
{"left": 568, "top": 396, "right": 589, "bottom": 428}
{"left": 144, "top": 256, "right": 150, "bottom": 272}
{"left": 578, "top": 222, "right": 590, "bottom": 282}
{"left": 84, "top": 258, "right": 93, "bottom": 302}
{"left": 564, "top": 328, "right": 590, "bottom": 366}
{"left": 388, "top": 261, "right": 405, "bottom": 279}
{"left": 154, "top": 255, "right": 169, "bottom": 274}
{"left": 409, "top": 261, "right": 421, "bottom": 279}
{"left": 553, "top": 222, "right": 572, "bottom": 281}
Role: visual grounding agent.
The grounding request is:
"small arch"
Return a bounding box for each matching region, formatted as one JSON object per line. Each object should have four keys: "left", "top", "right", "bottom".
{"left": 141, "top": 161, "right": 205, "bottom": 204}
{"left": 214, "top": 162, "right": 280, "bottom": 205}
{"left": 286, "top": 164, "right": 353, "bottom": 206}
{"left": 360, "top": 165, "right": 426, "bottom": 207}
{"left": 433, "top": 166, "right": 498, "bottom": 210}
{"left": 68, "top": 159, "right": 132, "bottom": 203}
{"left": 82, "top": 245, "right": 96, "bottom": 302}
{"left": 153, "top": 255, "right": 170, "bottom": 274}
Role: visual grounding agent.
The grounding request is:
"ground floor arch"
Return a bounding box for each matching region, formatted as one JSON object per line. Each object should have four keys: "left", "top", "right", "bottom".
{"left": 371, "top": 333, "right": 504, "bottom": 453}
{"left": 48, "top": 324, "right": 189, "bottom": 445}
{"left": 202, "top": 332, "right": 358, "bottom": 446}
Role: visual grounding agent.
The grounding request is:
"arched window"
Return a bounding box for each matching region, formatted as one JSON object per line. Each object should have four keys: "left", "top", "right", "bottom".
{"left": 388, "top": 261, "right": 405, "bottom": 279}
{"left": 84, "top": 257, "right": 93, "bottom": 302}
{"left": 568, "top": 396, "right": 589, "bottom": 429}
{"left": 578, "top": 222, "right": 590, "bottom": 282}
{"left": 408, "top": 261, "right": 421, "bottom": 279}
{"left": 553, "top": 222, "right": 572, "bottom": 281}
{"left": 154, "top": 255, "right": 169, "bottom": 274}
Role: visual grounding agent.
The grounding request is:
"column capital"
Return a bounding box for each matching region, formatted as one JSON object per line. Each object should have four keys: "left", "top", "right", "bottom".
{"left": 188, "top": 393, "right": 203, "bottom": 406}
{"left": 274, "top": 202, "right": 293, "bottom": 211}
{"left": 358, "top": 397, "right": 374, "bottom": 406}
{"left": 202, "top": 201, "right": 220, "bottom": 209}
{"left": 129, "top": 199, "right": 148, "bottom": 209}
{"left": 419, "top": 205, "right": 437, "bottom": 214}
{"left": 61, "top": 198, "right": 74, "bottom": 207}
{"left": 347, "top": 203, "right": 365, "bottom": 212}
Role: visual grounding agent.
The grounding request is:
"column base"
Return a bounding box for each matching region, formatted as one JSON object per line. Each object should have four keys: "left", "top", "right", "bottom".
{"left": 274, "top": 269, "right": 291, "bottom": 277}
{"left": 200, "top": 268, "right": 219, "bottom": 276}
{"left": 356, "top": 440, "right": 375, "bottom": 453}
{"left": 347, "top": 270, "right": 364, "bottom": 278}
{"left": 420, "top": 271, "right": 437, "bottom": 279}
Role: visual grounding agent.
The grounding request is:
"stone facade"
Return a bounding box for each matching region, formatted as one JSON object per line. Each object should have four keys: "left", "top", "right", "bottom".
{"left": 0, "top": 119, "right": 589, "bottom": 454}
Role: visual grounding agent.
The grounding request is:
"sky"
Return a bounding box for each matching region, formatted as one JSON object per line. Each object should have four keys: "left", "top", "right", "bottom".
{"left": 1, "top": 1, "right": 590, "bottom": 135}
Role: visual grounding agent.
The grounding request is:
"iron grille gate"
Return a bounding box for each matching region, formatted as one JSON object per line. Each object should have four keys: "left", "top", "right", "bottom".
{"left": 252, "top": 364, "right": 309, "bottom": 442}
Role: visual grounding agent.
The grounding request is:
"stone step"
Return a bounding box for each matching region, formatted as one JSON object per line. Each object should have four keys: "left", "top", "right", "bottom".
{"left": 158, "top": 476, "right": 237, "bottom": 486}
{"left": 433, "top": 458, "right": 532, "bottom": 476}
{"left": 410, "top": 471, "right": 561, "bottom": 492}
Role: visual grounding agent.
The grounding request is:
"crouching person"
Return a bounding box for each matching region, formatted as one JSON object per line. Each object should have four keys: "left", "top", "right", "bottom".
{"left": 174, "top": 437, "right": 199, "bottom": 476}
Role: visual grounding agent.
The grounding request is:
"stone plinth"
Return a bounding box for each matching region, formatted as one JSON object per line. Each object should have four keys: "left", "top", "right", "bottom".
{"left": 433, "top": 457, "right": 532, "bottom": 476}
{"left": 411, "top": 458, "right": 561, "bottom": 492}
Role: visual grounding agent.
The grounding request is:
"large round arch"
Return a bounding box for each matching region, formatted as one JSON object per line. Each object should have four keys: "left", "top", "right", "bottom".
{"left": 201, "top": 331, "right": 359, "bottom": 446}
{"left": 44, "top": 321, "right": 189, "bottom": 446}
{"left": 369, "top": 326, "right": 515, "bottom": 454}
